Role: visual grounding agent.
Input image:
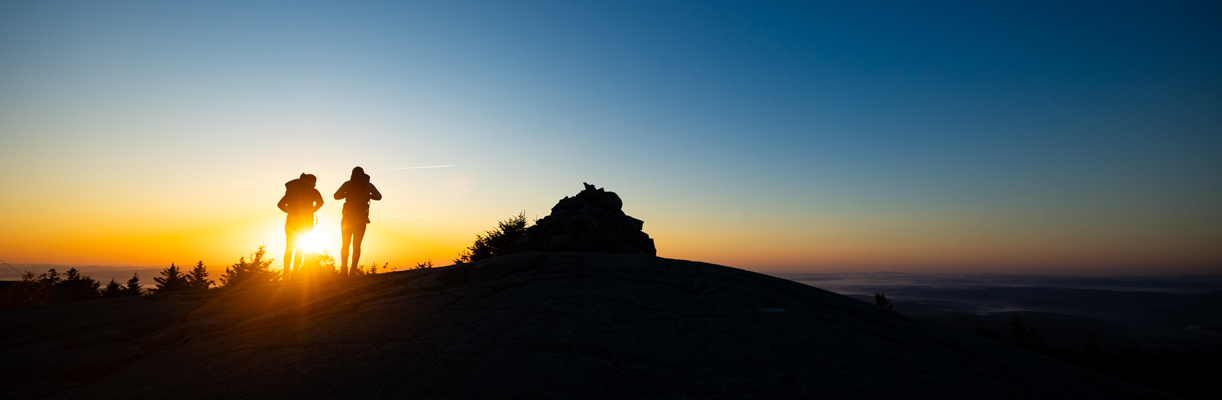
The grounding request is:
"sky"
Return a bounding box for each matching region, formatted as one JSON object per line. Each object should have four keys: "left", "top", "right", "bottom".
{"left": 1, "top": 1, "right": 1220, "bottom": 275}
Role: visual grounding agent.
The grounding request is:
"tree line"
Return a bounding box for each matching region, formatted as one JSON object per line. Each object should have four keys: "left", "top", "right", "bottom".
{"left": 872, "top": 295, "right": 1219, "bottom": 399}
{"left": 4, "top": 212, "right": 541, "bottom": 308}
{"left": 1, "top": 245, "right": 403, "bottom": 308}
{"left": 973, "top": 313, "right": 1220, "bottom": 400}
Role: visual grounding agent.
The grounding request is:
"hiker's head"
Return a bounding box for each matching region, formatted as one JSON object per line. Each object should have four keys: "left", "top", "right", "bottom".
{"left": 301, "top": 173, "right": 317, "bottom": 187}
{"left": 351, "top": 166, "right": 369, "bottom": 182}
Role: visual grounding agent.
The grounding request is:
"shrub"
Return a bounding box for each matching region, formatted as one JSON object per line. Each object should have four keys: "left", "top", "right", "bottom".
{"left": 1, "top": 271, "right": 54, "bottom": 308}
{"left": 455, "top": 212, "right": 531, "bottom": 263}
{"left": 973, "top": 326, "right": 1004, "bottom": 341}
{"left": 297, "top": 251, "right": 338, "bottom": 279}
{"left": 220, "top": 245, "right": 278, "bottom": 286}
{"left": 351, "top": 261, "right": 391, "bottom": 275}
{"left": 874, "top": 293, "right": 893, "bottom": 309}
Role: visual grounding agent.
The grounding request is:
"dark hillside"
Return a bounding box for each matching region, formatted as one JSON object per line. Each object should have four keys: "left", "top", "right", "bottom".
{"left": 0, "top": 253, "right": 1173, "bottom": 399}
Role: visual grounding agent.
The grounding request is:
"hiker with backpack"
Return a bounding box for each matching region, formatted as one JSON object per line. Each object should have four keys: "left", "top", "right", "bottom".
{"left": 334, "top": 166, "right": 382, "bottom": 276}
{"left": 277, "top": 173, "right": 324, "bottom": 279}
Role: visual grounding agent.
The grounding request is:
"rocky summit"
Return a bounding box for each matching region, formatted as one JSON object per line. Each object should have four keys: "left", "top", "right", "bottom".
{"left": 0, "top": 253, "right": 1170, "bottom": 399}
{"left": 517, "top": 183, "right": 656, "bottom": 255}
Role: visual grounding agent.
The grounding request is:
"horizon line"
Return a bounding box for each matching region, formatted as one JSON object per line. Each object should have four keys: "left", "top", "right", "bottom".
{"left": 386, "top": 165, "right": 457, "bottom": 170}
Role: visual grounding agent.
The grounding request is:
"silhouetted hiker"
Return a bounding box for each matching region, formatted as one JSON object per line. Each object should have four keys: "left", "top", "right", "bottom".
{"left": 278, "top": 173, "right": 324, "bottom": 279}
{"left": 334, "top": 167, "right": 382, "bottom": 276}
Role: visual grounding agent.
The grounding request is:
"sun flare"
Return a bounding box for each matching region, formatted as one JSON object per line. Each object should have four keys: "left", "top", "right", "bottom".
{"left": 301, "top": 229, "right": 329, "bottom": 253}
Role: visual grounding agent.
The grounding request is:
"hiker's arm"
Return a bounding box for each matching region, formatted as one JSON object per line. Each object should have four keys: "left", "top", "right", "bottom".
{"left": 333, "top": 182, "right": 347, "bottom": 200}
{"left": 368, "top": 183, "right": 382, "bottom": 201}
{"left": 277, "top": 195, "right": 290, "bottom": 212}
{"left": 311, "top": 190, "right": 324, "bottom": 212}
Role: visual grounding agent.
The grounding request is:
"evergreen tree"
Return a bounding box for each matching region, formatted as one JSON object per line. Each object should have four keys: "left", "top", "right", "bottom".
{"left": 1003, "top": 312, "right": 1051, "bottom": 354}
{"left": 1007, "top": 312, "right": 1030, "bottom": 349}
{"left": 38, "top": 268, "right": 61, "bottom": 285}
{"left": 60, "top": 268, "right": 100, "bottom": 301}
{"left": 1084, "top": 333, "right": 1103, "bottom": 357}
{"left": 184, "top": 261, "right": 214, "bottom": 290}
{"left": 220, "top": 245, "right": 278, "bottom": 286}
{"left": 152, "top": 263, "right": 190, "bottom": 293}
{"left": 101, "top": 279, "right": 125, "bottom": 298}
{"left": 874, "top": 293, "right": 893, "bottom": 309}
{"left": 1027, "top": 325, "right": 1052, "bottom": 355}
{"left": 123, "top": 272, "right": 143, "bottom": 297}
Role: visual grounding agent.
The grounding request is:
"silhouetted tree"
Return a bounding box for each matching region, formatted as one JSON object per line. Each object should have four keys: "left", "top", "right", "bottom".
{"left": 296, "top": 251, "right": 338, "bottom": 280}
{"left": 412, "top": 259, "right": 434, "bottom": 270}
{"left": 60, "top": 268, "right": 100, "bottom": 301}
{"left": 38, "top": 268, "right": 61, "bottom": 285}
{"left": 185, "top": 261, "right": 214, "bottom": 290}
{"left": 1007, "top": 312, "right": 1030, "bottom": 348}
{"left": 973, "top": 326, "right": 1004, "bottom": 341}
{"left": 874, "top": 293, "right": 893, "bottom": 309}
{"left": 123, "top": 272, "right": 143, "bottom": 297}
{"left": 1046, "top": 335, "right": 1221, "bottom": 400}
{"left": 1027, "top": 325, "right": 1052, "bottom": 355}
{"left": 455, "top": 212, "right": 530, "bottom": 263}
{"left": 220, "top": 245, "right": 278, "bottom": 286}
{"left": 1084, "top": 333, "right": 1103, "bottom": 358}
{"left": 1004, "top": 312, "right": 1051, "bottom": 354}
{"left": 152, "top": 263, "right": 191, "bottom": 294}
{"left": 1, "top": 271, "right": 54, "bottom": 308}
{"left": 101, "top": 279, "right": 125, "bottom": 298}
{"left": 350, "top": 261, "right": 390, "bottom": 276}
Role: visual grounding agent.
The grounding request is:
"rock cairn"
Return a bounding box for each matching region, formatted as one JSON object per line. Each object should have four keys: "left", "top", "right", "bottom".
{"left": 518, "top": 183, "right": 656, "bottom": 255}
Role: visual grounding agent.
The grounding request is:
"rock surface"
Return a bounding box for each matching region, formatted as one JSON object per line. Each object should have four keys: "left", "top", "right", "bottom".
{"left": 0, "top": 253, "right": 1172, "bottom": 399}
{"left": 517, "top": 183, "right": 656, "bottom": 255}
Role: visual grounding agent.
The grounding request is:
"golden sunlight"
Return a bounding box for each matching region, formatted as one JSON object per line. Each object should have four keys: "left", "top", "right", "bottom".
{"left": 301, "top": 228, "right": 329, "bottom": 253}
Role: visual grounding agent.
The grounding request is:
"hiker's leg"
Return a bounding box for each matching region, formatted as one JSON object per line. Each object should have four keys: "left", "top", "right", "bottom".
{"left": 340, "top": 225, "right": 353, "bottom": 276}
{"left": 284, "top": 228, "right": 299, "bottom": 278}
{"left": 291, "top": 247, "right": 302, "bottom": 275}
{"left": 351, "top": 223, "right": 368, "bottom": 271}
{"left": 292, "top": 233, "right": 306, "bottom": 270}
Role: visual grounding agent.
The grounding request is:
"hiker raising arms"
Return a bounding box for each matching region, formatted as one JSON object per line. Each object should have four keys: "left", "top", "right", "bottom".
{"left": 278, "top": 173, "right": 324, "bottom": 279}
{"left": 334, "top": 166, "right": 382, "bottom": 276}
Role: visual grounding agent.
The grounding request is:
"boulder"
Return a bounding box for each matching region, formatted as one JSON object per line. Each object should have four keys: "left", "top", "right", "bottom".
{"left": 517, "top": 183, "right": 656, "bottom": 255}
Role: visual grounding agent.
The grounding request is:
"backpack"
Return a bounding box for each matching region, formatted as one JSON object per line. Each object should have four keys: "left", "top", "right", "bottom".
{"left": 282, "top": 178, "right": 316, "bottom": 216}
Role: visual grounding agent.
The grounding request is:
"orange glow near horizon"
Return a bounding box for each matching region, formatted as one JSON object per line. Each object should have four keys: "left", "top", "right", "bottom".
{"left": 1, "top": 182, "right": 1220, "bottom": 277}
{"left": 3, "top": 2, "right": 1222, "bottom": 279}
{"left": 0, "top": 167, "right": 1218, "bottom": 276}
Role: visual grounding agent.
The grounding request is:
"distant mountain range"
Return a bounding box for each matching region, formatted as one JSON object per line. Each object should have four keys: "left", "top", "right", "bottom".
{"left": 775, "top": 272, "right": 1222, "bottom": 351}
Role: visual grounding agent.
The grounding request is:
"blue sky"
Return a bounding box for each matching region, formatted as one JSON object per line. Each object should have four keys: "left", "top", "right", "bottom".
{"left": 1, "top": 1, "right": 1219, "bottom": 273}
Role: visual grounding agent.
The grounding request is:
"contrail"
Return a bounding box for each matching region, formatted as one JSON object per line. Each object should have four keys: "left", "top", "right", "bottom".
{"left": 386, "top": 165, "right": 457, "bottom": 170}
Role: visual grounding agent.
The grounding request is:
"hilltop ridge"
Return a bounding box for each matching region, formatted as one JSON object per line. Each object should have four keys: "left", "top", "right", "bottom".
{"left": 0, "top": 252, "right": 1171, "bottom": 399}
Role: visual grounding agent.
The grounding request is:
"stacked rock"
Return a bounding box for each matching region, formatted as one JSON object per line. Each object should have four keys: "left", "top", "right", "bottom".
{"left": 517, "top": 183, "right": 657, "bottom": 255}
